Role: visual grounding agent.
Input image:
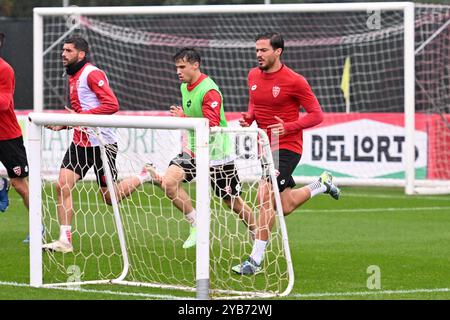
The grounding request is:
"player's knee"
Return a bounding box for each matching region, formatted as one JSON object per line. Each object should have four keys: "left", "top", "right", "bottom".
{"left": 257, "top": 188, "right": 271, "bottom": 204}
{"left": 161, "top": 177, "right": 178, "bottom": 198}
{"left": 104, "top": 195, "right": 113, "bottom": 206}
{"left": 56, "top": 180, "right": 72, "bottom": 196}
{"left": 282, "top": 203, "right": 295, "bottom": 215}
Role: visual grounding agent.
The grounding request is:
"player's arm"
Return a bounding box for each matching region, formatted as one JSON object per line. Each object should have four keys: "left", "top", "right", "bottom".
{"left": 240, "top": 76, "right": 255, "bottom": 127}
{"left": 82, "top": 70, "right": 119, "bottom": 115}
{"left": 0, "top": 66, "right": 14, "bottom": 111}
{"left": 283, "top": 76, "right": 324, "bottom": 134}
{"left": 240, "top": 100, "right": 255, "bottom": 127}
{"left": 201, "top": 89, "right": 222, "bottom": 127}
{"left": 170, "top": 105, "right": 185, "bottom": 117}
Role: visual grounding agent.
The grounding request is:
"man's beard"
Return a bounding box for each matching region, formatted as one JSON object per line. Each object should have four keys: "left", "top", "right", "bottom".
{"left": 65, "top": 58, "right": 88, "bottom": 76}
{"left": 258, "top": 59, "right": 273, "bottom": 71}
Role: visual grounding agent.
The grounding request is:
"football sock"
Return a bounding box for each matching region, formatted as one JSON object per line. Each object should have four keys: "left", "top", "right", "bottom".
{"left": 185, "top": 209, "right": 196, "bottom": 227}
{"left": 307, "top": 181, "right": 327, "bottom": 198}
{"left": 59, "top": 225, "right": 72, "bottom": 244}
{"left": 250, "top": 239, "right": 268, "bottom": 265}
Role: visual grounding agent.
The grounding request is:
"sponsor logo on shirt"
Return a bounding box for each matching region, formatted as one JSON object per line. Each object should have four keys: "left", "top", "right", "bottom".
{"left": 272, "top": 86, "right": 281, "bottom": 98}
{"left": 98, "top": 80, "right": 105, "bottom": 87}
{"left": 187, "top": 100, "right": 192, "bottom": 108}
{"left": 251, "top": 85, "right": 257, "bottom": 91}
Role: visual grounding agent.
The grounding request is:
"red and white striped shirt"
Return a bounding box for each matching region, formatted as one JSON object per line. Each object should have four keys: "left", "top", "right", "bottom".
{"left": 68, "top": 63, "right": 119, "bottom": 147}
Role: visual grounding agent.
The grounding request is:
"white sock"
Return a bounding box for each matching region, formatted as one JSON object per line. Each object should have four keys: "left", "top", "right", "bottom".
{"left": 307, "top": 180, "right": 327, "bottom": 198}
{"left": 137, "top": 169, "right": 151, "bottom": 184}
{"left": 250, "top": 239, "right": 268, "bottom": 265}
{"left": 137, "top": 174, "right": 146, "bottom": 184}
{"left": 59, "top": 225, "right": 72, "bottom": 244}
{"left": 185, "top": 209, "right": 196, "bottom": 227}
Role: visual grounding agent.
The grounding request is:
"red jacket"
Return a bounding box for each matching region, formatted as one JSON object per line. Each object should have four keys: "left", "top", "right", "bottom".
{"left": 0, "top": 58, "right": 22, "bottom": 141}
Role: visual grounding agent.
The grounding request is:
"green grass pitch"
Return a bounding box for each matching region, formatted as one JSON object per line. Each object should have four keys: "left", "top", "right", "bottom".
{"left": 0, "top": 185, "right": 449, "bottom": 300}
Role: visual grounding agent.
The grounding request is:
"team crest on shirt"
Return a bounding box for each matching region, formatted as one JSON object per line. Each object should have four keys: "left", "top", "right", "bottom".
{"left": 224, "top": 185, "right": 232, "bottom": 195}
{"left": 272, "top": 86, "right": 281, "bottom": 98}
{"left": 13, "top": 166, "right": 21, "bottom": 176}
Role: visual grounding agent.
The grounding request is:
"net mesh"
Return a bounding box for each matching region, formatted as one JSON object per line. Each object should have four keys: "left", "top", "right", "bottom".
{"left": 40, "top": 6, "right": 450, "bottom": 185}
{"left": 41, "top": 125, "right": 290, "bottom": 298}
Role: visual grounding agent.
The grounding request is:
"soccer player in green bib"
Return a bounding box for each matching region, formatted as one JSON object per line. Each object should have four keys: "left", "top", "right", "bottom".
{"left": 144, "top": 47, "right": 255, "bottom": 249}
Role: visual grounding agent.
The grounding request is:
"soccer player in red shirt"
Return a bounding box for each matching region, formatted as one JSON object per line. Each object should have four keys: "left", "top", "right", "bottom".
{"left": 43, "top": 37, "right": 150, "bottom": 253}
{"left": 232, "top": 32, "right": 341, "bottom": 275}
{"left": 0, "top": 32, "right": 30, "bottom": 216}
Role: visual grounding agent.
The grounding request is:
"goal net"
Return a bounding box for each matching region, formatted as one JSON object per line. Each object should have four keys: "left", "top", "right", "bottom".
{"left": 34, "top": 3, "right": 450, "bottom": 194}
{"left": 28, "top": 113, "right": 293, "bottom": 299}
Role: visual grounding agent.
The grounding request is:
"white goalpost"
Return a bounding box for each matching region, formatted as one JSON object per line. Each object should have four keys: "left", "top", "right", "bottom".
{"left": 33, "top": 2, "right": 450, "bottom": 196}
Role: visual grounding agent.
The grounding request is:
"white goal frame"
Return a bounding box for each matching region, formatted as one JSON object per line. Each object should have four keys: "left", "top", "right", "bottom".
{"left": 28, "top": 113, "right": 211, "bottom": 298}
{"left": 33, "top": 2, "right": 421, "bottom": 195}
{"left": 28, "top": 113, "right": 294, "bottom": 299}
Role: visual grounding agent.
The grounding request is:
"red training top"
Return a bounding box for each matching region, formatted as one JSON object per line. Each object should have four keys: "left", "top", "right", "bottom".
{"left": 246, "top": 64, "right": 324, "bottom": 154}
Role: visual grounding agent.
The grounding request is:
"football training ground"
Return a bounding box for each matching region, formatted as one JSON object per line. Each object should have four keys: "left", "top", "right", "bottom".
{"left": 0, "top": 186, "right": 449, "bottom": 300}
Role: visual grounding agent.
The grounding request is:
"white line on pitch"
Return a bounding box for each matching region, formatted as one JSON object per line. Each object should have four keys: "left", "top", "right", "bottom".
{"left": 299, "top": 206, "right": 450, "bottom": 213}
{"left": 291, "top": 287, "right": 450, "bottom": 298}
{"left": 342, "top": 192, "right": 450, "bottom": 201}
{"left": 4, "top": 281, "right": 448, "bottom": 300}
{"left": 0, "top": 281, "right": 193, "bottom": 300}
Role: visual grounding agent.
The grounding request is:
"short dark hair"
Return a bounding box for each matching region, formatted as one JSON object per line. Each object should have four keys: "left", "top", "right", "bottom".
{"left": 173, "top": 47, "right": 201, "bottom": 65}
{"left": 255, "top": 32, "right": 284, "bottom": 53}
{"left": 64, "top": 36, "right": 90, "bottom": 55}
{"left": 0, "top": 33, "right": 5, "bottom": 49}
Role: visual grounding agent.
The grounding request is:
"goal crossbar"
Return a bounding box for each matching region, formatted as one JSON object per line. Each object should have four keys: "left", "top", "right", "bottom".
{"left": 33, "top": 2, "right": 414, "bottom": 16}
{"left": 33, "top": 2, "right": 419, "bottom": 194}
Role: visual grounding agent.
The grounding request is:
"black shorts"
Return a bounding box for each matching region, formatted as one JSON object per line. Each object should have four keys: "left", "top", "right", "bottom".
{"left": 61, "top": 143, "right": 118, "bottom": 188}
{"left": 0, "top": 136, "right": 29, "bottom": 178}
{"left": 265, "top": 149, "right": 301, "bottom": 193}
{"left": 169, "top": 152, "right": 242, "bottom": 200}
